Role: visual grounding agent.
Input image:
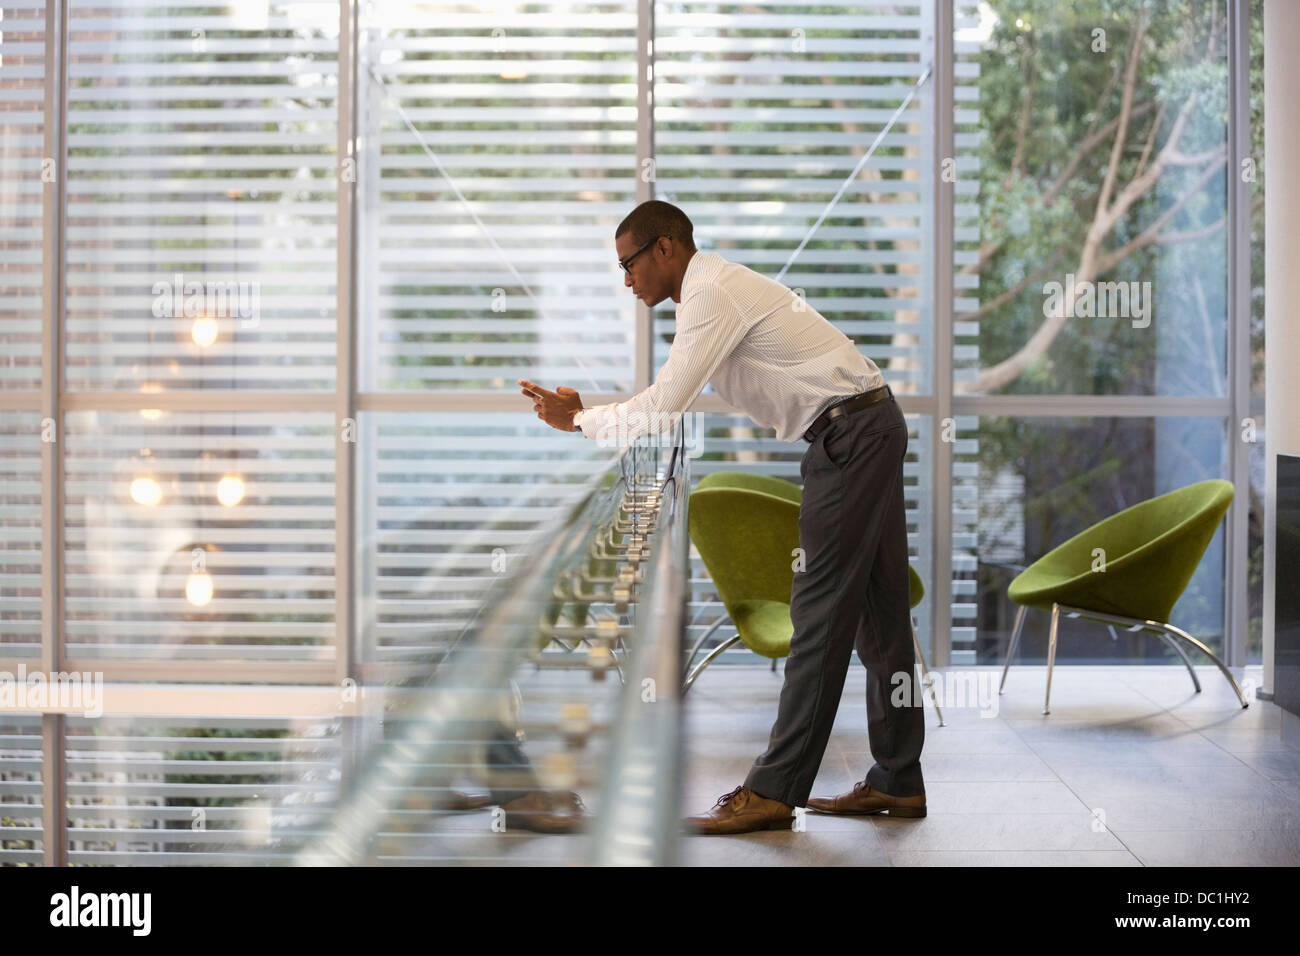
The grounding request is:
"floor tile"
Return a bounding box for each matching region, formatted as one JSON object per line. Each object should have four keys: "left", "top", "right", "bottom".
{"left": 1114, "top": 828, "right": 1300, "bottom": 866}
{"left": 866, "top": 812, "right": 1126, "bottom": 852}
{"left": 670, "top": 664, "right": 1300, "bottom": 864}
{"left": 886, "top": 849, "right": 1141, "bottom": 866}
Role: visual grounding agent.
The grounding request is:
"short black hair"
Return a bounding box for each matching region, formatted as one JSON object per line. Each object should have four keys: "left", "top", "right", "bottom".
{"left": 615, "top": 200, "right": 696, "bottom": 252}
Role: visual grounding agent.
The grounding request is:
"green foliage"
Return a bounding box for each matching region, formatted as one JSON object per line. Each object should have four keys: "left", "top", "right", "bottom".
{"left": 163, "top": 725, "right": 292, "bottom": 814}
{"left": 974, "top": 0, "right": 1231, "bottom": 394}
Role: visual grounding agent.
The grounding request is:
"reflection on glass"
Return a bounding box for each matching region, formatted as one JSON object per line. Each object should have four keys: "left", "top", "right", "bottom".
{"left": 63, "top": 411, "right": 337, "bottom": 661}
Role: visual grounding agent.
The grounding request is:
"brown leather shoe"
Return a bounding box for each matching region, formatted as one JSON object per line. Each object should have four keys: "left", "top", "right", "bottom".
{"left": 806, "top": 781, "right": 926, "bottom": 817}
{"left": 501, "top": 789, "right": 588, "bottom": 834}
{"left": 685, "top": 786, "right": 795, "bottom": 835}
{"left": 439, "top": 789, "right": 496, "bottom": 811}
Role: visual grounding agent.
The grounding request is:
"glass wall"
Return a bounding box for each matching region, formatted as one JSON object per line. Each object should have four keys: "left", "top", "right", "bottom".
{"left": 955, "top": 0, "right": 1255, "bottom": 665}
{"left": 0, "top": 0, "right": 1260, "bottom": 682}
{"left": 0, "top": 0, "right": 1265, "bottom": 866}
{"left": 957, "top": 3, "right": 1231, "bottom": 399}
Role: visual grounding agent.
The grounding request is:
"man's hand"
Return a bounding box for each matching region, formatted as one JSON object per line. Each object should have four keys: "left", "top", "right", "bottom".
{"left": 518, "top": 378, "right": 583, "bottom": 432}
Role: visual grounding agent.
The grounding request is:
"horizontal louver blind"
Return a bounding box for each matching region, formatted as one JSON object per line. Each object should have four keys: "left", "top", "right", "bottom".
{"left": 0, "top": 1, "right": 44, "bottom": 391}
{"left": 64, "top": 715, "right": 339, "bottom": 864}
{"left": 360, "top": 0, "right": 639, "bottom": 394}
{"left": 0, "top": 413, "right": 41, "bottom": 657}
{"left": 653, "top": 2, "right": 954, "bottom": 660}
{"left": 0, "top": 715, "right": 41, "bottom": 864}
{"left": 62, "top": 411, "right": 337, "bottom": 662}
{"left": 653, "top": 0, "right": 935, "bottom": 394}
{"left": 65, "top": 0, "right": 339, "bottom": 392}
{"left": 357, "top": 413, "right": 614, "bottom": 665}
{"left": 951, "top": 3, "right": 982, "bottom": 660}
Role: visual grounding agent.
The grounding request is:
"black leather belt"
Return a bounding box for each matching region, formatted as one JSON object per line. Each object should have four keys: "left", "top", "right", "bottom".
{"left": 802, "top": 384, "right": 892, "bottom": 443}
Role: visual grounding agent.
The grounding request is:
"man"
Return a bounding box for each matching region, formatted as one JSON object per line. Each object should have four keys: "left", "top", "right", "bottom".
{"left": 520, "top": 200, "right": 925, "bottom": 835}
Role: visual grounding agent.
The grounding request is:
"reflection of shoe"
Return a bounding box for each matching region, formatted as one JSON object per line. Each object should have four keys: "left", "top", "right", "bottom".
{"left": 806, "top": 781, "right": 926, "bottom": 818}
{"left": 685, "top": 786, "right": 794, "bottom": 835}
{"left": 501, "top": 790, "right": 588, "bottom": 834}
{"left": 440, "top": 789, "right": 496, "bottom": 811}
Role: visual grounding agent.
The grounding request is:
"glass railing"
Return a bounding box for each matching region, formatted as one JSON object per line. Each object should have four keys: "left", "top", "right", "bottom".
{"left": 3, "top": 429, "right": 689, "bottom": 866}
{"left": 281, "top": 431, "right": 690, "bottom": 865}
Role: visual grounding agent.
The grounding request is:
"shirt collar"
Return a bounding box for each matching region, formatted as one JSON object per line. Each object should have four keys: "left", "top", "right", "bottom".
{"left": 679, "top": 250, "right": 713, "bottom": 301}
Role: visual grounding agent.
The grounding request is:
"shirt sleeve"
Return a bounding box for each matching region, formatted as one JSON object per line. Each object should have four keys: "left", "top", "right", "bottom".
{"left": 577, "top": 283, "right": 750, "bottom": 445}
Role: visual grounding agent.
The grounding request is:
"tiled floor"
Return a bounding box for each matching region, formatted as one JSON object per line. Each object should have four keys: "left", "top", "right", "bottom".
{"left": 679, "top": 664, "right": 1300, "bottom": 866}
{"left": 408, "top": 663, "right": 1298, "bottom": 865}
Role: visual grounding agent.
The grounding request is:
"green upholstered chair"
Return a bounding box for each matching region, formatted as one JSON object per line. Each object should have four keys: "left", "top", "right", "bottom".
{"left": 686, "top": 473, "right": 943, "bottom": 724}
{"left": 696, "top": 471, "right": 804, "bottom": 504}
{"left": 999, "top": 478, "right": 1248, "bottom": 715}
{"left": 538, "top": 596, "right": 593, "bottom": 651}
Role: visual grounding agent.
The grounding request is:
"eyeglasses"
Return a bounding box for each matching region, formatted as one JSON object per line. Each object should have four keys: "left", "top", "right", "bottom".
{"left": 618, "top": 235, "right": 668, "bottom": 273}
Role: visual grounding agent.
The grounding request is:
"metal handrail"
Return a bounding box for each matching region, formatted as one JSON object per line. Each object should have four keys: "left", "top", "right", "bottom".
{"left": 587, "top": 435, "right": 688, "bottom": 865}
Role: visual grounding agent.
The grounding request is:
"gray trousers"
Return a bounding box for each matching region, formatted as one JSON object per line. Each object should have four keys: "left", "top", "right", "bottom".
{"left": 744, "top": 396, "right": 925, "bottom": 806}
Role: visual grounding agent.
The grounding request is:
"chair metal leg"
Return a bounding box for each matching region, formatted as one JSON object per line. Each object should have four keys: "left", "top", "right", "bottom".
{"left": 681, "top": 634, "right": 742, "bottom": 695}
{"left": 911, "top": 618, "right": 944, "bottom": 727}
{"left": 1159, "top": 621, "right": 1250, "bottom": 709}
{"left": 683, "top": 614, "right": 730, "bottom": 680}
{"left": 1044, "top": 603, "right": 1060, "bottom": 715}
{"left": 1152, "top": 628, "right": 1202, "bottom": 693}
{"left": 1053, "top": 603, "right": 1250, "bottom": 710}
{"left": 1070, "top": 609, "right": 1201, "bottom": 693}
{"left": 999, "top": 604, "right": 1027, "bottom": 695}
{"left": 770, "top": 657, "right": 777, "bottom": 672}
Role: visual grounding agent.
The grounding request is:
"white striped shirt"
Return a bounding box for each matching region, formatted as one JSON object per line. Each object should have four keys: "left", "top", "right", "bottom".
{"left": 575, "top": 250, "right": 884, "bottom": 443}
